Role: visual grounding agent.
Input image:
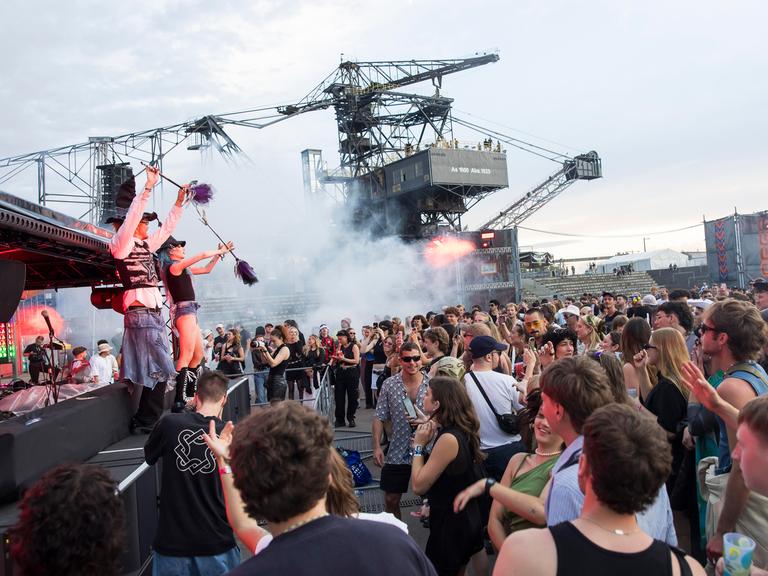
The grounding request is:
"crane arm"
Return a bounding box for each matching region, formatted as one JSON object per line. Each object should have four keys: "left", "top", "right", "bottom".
{"left": 479, "top": 152, "right": 601, "bottom": 230}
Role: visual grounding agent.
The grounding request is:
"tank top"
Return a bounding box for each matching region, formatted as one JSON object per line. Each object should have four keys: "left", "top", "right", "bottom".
{"left": 427, "top": 427, "right": 481, "bottom": 510}
{"left": 716, "top": 361, "right": 768, "bottom": 473}
{"left": 269, "top": 344, "right": 289, "bottom": 378}
{"left": 550, "top": 522, "right": 674, "bottom": 576}
{"left": 338, "top": 342, "right": 357, "bottom": 370}
{"left": 114, "top": 241, "right": 160, "bottom": 289}
{"left": 501, "top": 454, "right": 558, "bottom": 534}
{"left": 163, "top": 264, "right": 195, "bottom": 302}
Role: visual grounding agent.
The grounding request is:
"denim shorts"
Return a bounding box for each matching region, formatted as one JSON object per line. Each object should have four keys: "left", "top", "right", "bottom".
{"left": 172, "top": 300, "right": 200, "bottom": 320}
{"left": 152, "top": 546, "right": 240, "bottom": 576}
{"left": 121, "top": 308, "right": 176, "bottom": 390}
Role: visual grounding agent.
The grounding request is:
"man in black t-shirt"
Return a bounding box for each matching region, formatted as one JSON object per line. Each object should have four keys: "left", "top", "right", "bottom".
{"left": 144, "top": 371, "right": 239, "bottom": 572}
{"left": 600, "top": 291, "right": 621, "bottom": 332}
{"left": 23, "top": 336, "right": 48, "bottom": 385}
{"left": 213, "top": 324, "right": 227, "bottom": 362}
{"left": 225, "top": 402, "right": 436, "bottom": 576}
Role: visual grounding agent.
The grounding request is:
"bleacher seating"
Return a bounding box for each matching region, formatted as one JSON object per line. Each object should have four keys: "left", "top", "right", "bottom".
{"left": 197, "top": 293, "right": 323, "bottom": 328}
{"left": 523, "top": 271, "right": 660, "bottom": 301}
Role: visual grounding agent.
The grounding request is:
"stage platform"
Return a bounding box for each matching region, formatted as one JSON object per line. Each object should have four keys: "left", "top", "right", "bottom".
{"left": 0, "top": 376, "right": 251, "bottom": 576}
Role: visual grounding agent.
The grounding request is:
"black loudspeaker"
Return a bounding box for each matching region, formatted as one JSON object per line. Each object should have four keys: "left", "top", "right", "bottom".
{"left": 0, "top": 261, "right": 26, "bottom": 323}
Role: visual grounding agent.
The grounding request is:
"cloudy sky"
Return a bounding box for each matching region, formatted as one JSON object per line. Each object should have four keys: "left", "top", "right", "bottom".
{"left": 1, "top": 0, "right": 766, "bottom": 265}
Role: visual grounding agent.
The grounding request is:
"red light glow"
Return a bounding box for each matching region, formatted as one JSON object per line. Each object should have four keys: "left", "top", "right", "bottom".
{"left": 15, "top": 305, "right": 65, "bottom": 337}
{"left": 424, "top": 236, "right": 476, "bottom": 268}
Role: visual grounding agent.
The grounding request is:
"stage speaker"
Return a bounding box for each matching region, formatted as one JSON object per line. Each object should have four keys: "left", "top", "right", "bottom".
{"left": 0, "top": 261, "right": 26, "bottom": 323}
{"left": 90, "top": 287, "right": 126, "bottom": 314}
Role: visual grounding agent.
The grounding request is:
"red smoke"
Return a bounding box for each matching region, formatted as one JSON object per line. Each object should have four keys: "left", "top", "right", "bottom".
{"left": 424, "top": 236, "right": 476, "bottom": 268}
{"left": 16, "top": 305, "right": 65, "bottom": 337}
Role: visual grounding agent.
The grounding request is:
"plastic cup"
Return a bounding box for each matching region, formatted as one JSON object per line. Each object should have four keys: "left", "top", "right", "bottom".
{"left": 722, "top": 532, "right": 755, "bottom": 576}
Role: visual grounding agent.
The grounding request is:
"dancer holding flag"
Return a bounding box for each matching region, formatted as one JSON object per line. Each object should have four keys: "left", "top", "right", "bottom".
{"left": 157, "top": 236, "right": 234, "bottom": 411}
{"left": 106, "top": 166, "right": 188, "bottom": 433}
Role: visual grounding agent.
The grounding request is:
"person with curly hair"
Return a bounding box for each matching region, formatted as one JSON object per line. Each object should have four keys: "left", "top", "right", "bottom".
{"left": 9, "top": 463, "right": 125, "bottom": 576}
{"left": 223, "top": 402, "right": 436, "bottom": 576}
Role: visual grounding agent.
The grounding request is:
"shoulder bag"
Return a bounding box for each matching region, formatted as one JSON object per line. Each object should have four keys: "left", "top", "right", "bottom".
{"left": 467, "top": 371, "right": 520, "bottom": 435}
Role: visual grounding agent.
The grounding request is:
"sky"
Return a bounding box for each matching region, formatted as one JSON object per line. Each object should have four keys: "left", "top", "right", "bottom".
{"left": 1, "top": 0, "right": 767, "bottom": 268}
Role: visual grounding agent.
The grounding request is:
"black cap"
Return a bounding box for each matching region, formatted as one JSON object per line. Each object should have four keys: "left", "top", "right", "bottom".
{"left": 468, "top": 335, "right": 507, "bottom": 359}
{"left": 158, "top": 235, "right": 186, "bottom": 252}
{"left": 104, "top": 174, "right": 159, "bottom": 224}
{"left": 255, "top": 326, "right": 266, "bottom": 336}
{"left": 602, "top": 291, "right": 615, "bottom": 298}
{"left": 751, "top": 278, "right": 768, "bottom": 292}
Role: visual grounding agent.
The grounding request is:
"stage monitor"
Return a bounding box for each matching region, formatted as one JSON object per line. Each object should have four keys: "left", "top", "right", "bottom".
{"left": 0, "top": 261, "right": 25, "bottom": 323}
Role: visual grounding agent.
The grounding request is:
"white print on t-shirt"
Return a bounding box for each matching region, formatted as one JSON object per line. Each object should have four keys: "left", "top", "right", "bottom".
{"left": 174, "top": 428, "right": 216, "bottom": 475}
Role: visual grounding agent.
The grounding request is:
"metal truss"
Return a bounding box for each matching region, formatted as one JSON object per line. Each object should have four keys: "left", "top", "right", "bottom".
{"left": 0, "top": 53, "right": 500, "bottom": 229}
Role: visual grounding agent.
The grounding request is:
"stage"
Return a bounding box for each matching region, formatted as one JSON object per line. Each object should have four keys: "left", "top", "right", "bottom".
{"left": 0, "top": 376, "right": 251, "bottom": 576}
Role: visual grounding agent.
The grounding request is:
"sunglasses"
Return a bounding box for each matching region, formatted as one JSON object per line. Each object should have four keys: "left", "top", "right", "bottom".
{"left": 642, "top": 343, "right": 657, "bottom": 350}
{"left": 699, "top": 324, "right": 720, "bottom": 335}
{"left": 400, "top": 356, "right": 420, "bottom": 363}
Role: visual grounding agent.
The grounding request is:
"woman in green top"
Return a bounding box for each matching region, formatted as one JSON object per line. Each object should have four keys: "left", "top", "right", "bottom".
{"left": 453, "top": 389, "right": 564, "bottom": 552}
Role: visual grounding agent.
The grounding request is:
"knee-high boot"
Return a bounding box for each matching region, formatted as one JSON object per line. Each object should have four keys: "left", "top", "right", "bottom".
{"left": 185, "top": 364, "right": 199, "bottom": 398}
{"left": 172, "top": 367, "right": 188, "bottom": 413}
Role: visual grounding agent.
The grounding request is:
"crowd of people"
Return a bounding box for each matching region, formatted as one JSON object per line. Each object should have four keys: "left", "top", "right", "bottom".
{"left": 8, "top": 276, "right": 768, "bottom": 575}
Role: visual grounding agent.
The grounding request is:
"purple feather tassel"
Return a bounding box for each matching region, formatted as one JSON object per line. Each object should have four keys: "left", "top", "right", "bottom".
{"left": 190, "top": 183, "right": 214, "bottom": 205}
{"left": 235, "top": 259, "right": 259, "bottom": 285}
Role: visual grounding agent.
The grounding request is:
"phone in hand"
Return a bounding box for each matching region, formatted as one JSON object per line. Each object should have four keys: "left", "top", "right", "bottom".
{"left": 403, "top": 397, "right": 418, "bottom": 420}
{"left": 528, "top": 337, "right": 537, "bottom": 351}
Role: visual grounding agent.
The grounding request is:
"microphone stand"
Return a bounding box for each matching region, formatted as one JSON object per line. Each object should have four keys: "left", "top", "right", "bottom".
{"left": 43, "top": 332, "right": 63, "bottom": 407}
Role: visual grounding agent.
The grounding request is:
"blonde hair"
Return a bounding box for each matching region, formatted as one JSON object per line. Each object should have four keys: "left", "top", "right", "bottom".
{"left": 327, "top": 450, "right": 359, "bottom": 517}
{"left": 579, "top": 315, "right": 603, "bottom": 352}
{"left": 649, "top": 328, "right": 690, "bottom": 400}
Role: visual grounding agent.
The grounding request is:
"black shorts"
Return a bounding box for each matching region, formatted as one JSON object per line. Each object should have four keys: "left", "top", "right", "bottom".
{"left": 379, "top": 463, "right": 412, "bottom": 495}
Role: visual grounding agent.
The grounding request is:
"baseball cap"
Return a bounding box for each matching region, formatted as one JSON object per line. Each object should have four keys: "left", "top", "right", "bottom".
{"left": 751, "top": 278, "right": 768, "bottom": 292}
{"left": 255, "top": 326, "right": 266, "bottom": 336}
{"left": 468, "top": 335, "right": 507, "bottom": 359}
{"left": 434, "top": 356, "right": 466, "bottom": 380}
{"left": 215, "top": 323, "right": 224, "bottom": 329}
{"left": 561, "top": 304, "right": 580, "bottom": 317}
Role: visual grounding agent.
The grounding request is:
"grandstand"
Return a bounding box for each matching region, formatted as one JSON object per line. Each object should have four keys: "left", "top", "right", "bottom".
{"left": 523, "top": 271, "right": 659, "bottom": 301}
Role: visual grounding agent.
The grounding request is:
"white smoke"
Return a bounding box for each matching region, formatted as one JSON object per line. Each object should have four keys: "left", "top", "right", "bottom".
{"left": 193, "top": 196, "right": 461, "bottom": 333}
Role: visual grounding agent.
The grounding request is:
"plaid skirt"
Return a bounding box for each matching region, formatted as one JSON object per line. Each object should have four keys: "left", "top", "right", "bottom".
{"left": 120, "top": 308, "right": 176, "bottom": 390}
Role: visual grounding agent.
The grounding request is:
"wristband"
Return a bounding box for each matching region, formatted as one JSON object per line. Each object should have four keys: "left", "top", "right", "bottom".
{"left": 413, "top": 445, "right": 424, "bottom": 457}
{"left": 484, "top": 477, "right": 496, "bottom": 496}
{"left": 219, "top": 465, "right": 232, "bottom": 476}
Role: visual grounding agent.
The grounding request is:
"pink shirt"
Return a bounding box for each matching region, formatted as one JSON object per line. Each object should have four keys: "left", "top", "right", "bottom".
{"left": 109, "top": 188, "right": 183, "bottom": 309}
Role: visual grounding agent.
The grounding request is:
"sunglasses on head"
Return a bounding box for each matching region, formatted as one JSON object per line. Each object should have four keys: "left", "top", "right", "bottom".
{"left": 400, "top": 355, "right": 420, "bottom": 363}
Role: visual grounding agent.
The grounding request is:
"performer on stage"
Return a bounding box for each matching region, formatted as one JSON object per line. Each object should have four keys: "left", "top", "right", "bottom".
{"left": 23, "top": 336, "right": 48, "bottom": 385}
{"left": 157, "top": 236, "right": 234, "bottom": 411}
{"left": 106, "top": 166, "right": 187, "bottom": 433}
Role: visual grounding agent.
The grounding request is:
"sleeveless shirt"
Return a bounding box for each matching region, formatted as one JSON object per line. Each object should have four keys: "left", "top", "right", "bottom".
{"left": 551, "top": 522, "right": 675, "bottom": 576}
{"left": 114, "top": 241, "right": 160, "bottom": 290}
{"left": 163, "top": 264, "right": 195, "bottom": 302}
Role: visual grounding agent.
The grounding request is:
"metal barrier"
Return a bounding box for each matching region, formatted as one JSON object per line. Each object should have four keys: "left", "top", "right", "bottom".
{"left": 228, "top": 366, "right": 335, "bottom": 421}
{"left": 115, "top": 376, "right": 250, "bottom": 576}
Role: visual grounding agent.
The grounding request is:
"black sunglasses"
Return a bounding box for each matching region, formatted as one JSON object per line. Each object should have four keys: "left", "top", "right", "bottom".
{"left": 400, "top": 356, "right": 420, "bottom": 363}
{"left": 699, "top": 324, "right": 720, "bottom": 335}
{"left": 642, "top": 343, "right": 657, "bottom": 350}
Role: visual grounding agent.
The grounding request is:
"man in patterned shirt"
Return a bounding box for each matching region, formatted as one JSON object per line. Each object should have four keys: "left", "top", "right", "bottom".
{"left": 373, "top": 342, "right": 429, "bottom": 519}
